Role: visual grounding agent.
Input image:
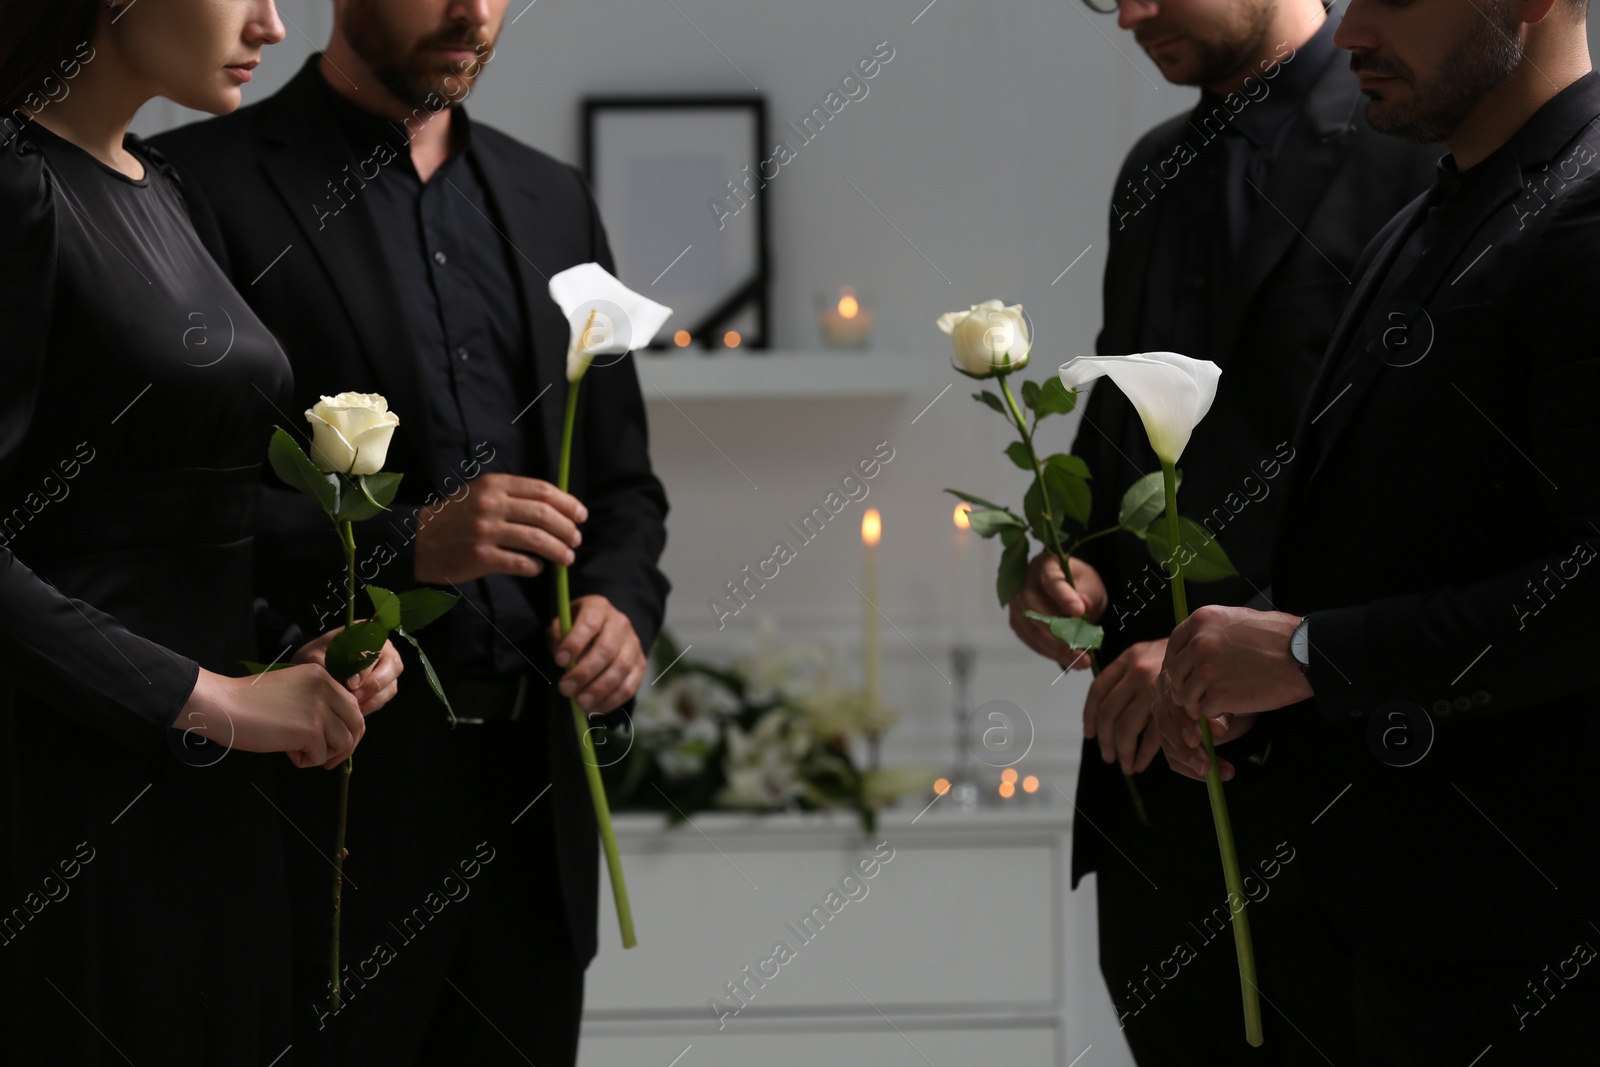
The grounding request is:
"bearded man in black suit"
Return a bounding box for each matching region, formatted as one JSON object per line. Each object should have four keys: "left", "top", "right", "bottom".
{"left": 152, "top": 2, "right": 669, "bottom": 1063}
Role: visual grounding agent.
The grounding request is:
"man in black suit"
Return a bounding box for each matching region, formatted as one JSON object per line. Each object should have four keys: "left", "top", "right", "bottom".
{"left": 1153, "top": 0, "right": 1600, "bottom": 1058}
{"left": 152, "top": 2, "right": 668, "bottom": 1064}
{"left": 1005, "top": 0, "right": 1434, "bottom": 1061}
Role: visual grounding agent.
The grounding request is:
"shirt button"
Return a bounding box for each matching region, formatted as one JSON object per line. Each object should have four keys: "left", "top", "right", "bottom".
{"left": 458, "top": 346, "right": 469, "bottom": 361}
{"left": 434, "top": 251, "right": 447, "bottom": 265}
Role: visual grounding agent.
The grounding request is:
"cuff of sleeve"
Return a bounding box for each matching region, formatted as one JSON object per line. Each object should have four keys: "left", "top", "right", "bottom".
{"left": 1306, "top": 605, "right": 1373, "bottom": 722}
{"left": 163, "top": 657, "right": 202, "bottom": 731}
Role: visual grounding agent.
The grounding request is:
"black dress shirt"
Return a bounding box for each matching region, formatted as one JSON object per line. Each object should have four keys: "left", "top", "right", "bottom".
{"left": 313, "top": 71, "right": 544, "bottom": 679}
{"left": 1139, "top": 12, "right": 1339, "bottom": 360}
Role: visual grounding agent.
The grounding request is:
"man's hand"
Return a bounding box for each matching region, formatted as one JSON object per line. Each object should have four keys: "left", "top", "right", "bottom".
{"left": 1152, "top": 672, "right": 1253, "bottom": 782}
{"left": 414, "top": 473, "right": 588, "bottom": 584}
{"left": 1084, "top": 639, "right": 1167, "bottom": 774}
{"left": 1162, "top": 605, "right": 1313, "bottom": 720}
{"left": 547, "top": 595, "right": 645, "bottom": 716}
{"left": 1006, "top": 551, "right": 1109, "bottom": 669}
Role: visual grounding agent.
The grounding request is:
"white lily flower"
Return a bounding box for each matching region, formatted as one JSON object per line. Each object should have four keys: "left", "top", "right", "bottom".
{"left": 547, "top": 262, "right": 673, "bottom": 383}
{"left": 937, "top": 299, "right": 1031, "bottom": 378}
{"left": 1058, "top": 352, "right": 1221, "bottom": 463}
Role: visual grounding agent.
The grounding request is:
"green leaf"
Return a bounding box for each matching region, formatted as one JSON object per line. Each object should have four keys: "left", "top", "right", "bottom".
{"left": 360, "top": 471, "right": 402, "bottom": 509}
{"left": 1118, "top": 469, "right": 1181, "bottom": 533}
{"left": 965, "top": 507, "right": 1024, "bottom": 537}
{"left": 1144, "top": 514, "right": 1238, "bottom": 583}
{"left": 333, "top": 471, "right": 403, "bottom": 522}
{"left": 1043, "top": 454, "right": 1093, "bottom": 528}
{"left": 946, "top": 488, "right": 1008, "bottom": 512}
{"left": 1021, "top": 379, "right": 1042, "bottom": 413}
{"left": 1023, "top": 610, "right": 1105, "bottom": 652}
{"left": 1043, "top": 453, "right": 1091, "bottom": 480}
{"left": 394, "top": 587, "right": 459, "bottom": 632}
{"left": 396, "top": 628, "right": 457, "bottom": 727}
{"left": 973, "top": 391, "right": 1006, "bottom": 414}
{"left": 1004, "top": 441, "right": 1033, "bottom": 470}
{"left": 365, "top": 584, "right": 403, "bottom": 630}
{"left": 1036, "top": 377, "right": 1078, "bottom": 417}
{"left": 323, "top": 618, "right": 389, "bottom": 680}
{"left": 997, "top": 531, "right": 1029, "bottom": 606}
{"left": 268, "top": 427, "right": 339, "bottom": 517}
{"left": 240, "top": 660, "right": 294, "bottom": 674}
{"left": 1023, "top": 477, "right": 1055, "bottom": 549}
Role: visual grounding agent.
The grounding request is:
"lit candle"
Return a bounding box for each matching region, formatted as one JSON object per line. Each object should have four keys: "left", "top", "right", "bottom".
{"left": 819, "top": 287, "right": 874, "bottom": 348}
{"left": 861, "top": 507, "right": 882, "bottom": 705}
{"left": 951, "top": 502, "right": 973, "bottom": 644}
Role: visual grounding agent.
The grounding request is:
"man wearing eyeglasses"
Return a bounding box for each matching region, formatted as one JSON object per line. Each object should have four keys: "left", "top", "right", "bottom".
{"left": 1007, "top": 0, "right": 1434, "bottom": 1062}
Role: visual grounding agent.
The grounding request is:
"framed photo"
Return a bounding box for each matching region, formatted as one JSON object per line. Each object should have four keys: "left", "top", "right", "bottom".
{"left": 583, "top": 96, "right": 770, "bottom": 351}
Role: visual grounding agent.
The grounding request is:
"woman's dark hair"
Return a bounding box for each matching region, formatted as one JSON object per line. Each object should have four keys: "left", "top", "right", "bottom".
{"left": 0, "top": 1, "right": 98, "bottom": 123}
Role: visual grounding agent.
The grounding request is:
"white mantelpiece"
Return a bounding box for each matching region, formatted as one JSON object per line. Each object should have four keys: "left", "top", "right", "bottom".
{"left": 579, "top": 807, "right": 1133, "bottom": 1067}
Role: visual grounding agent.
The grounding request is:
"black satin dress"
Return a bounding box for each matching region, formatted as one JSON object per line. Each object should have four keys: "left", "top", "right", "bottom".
{"left": 0, "top": 121, "right": 298, "bottom": 1063}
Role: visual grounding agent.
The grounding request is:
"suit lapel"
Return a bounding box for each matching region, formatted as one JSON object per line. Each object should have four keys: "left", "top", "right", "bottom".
{"left": 469, "top": 134, "right": 571, "bottom": 479}
{"left": 1101, "top": 125, "right": 1183, "bottom": 356}
{"left": 1211, "top": 55, "right": 1361, "bottom": 360}
{"left": 1306, "top": 152, "right": 1522, "bottom": 477}
{"left": 255, "top": 61, "right": 444, "bottom": 488}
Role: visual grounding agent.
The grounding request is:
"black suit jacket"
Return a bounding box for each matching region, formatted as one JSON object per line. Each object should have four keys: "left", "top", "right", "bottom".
{"left": 1264, "top": 73, "right": 1600, "bottom": 943}
{"left": 150, "top": 54, "right": 670, "bottom": 968}
{"left": 1067, "top": 49, "right": 1437, "bottom": 886}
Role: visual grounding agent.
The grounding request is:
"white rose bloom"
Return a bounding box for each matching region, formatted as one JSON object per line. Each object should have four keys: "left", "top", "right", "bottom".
{"left": 304, "top": 392, "right": 400, "bottom": 475}
{"left": 937, "top": 300, "right": 1031, "bottom": 378}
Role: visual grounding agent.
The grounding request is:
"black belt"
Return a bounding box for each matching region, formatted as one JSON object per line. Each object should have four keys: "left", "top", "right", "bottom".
{"left": 451, "top": 673, "right": 532, "bottom": 726}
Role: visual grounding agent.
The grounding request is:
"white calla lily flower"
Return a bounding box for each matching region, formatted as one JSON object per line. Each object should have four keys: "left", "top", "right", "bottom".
{"left": 1058, "top": 352, "right": 1221, "bottom": 463}
{"left": 548, "top": 262, "right": 673, "bottom": 383}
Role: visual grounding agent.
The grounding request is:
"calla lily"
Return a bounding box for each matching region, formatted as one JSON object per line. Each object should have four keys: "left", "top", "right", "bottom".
{"left": 1058, "top": 352, "right": 1221, "bottom": 464}
{"left": 937, "top": 299, "right": 1031, "bottom": 378}
{"left": 548, "top": 262, "right": 673, "bottom": 383}
{"left": 545, "top": 260, "right": 670, "bottom": 951}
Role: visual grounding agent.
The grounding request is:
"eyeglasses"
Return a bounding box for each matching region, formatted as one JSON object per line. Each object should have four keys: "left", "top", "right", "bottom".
{"left": 1081, "top": 0, "right": 1161, "bottom": 12}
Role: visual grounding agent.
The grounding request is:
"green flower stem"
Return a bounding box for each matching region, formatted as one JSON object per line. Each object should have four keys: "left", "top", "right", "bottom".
{"left": 331, "top": 518, "right": 357, "bottom": 1009}
{"left": 557, "top": 378, "right": 637, "bottom": 949}
{"left": 996, "top": 374, "right": 1070, "bottom": 567}
{"left": 1000, "top": 374, "right": 1149, "bottom": 826}
{"left": 1162, "top": 459, "right": 1261, "bottom": 1047}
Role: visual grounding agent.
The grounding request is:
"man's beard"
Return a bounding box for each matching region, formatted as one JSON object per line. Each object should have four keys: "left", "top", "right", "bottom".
{"left": 1149, "top": 0, "right": 1276, "bottom": 89}
{"left": 1354, "top": 3, "right": 1524, "bottom": 142}
{"left": 343, "top": 0, "right": 492, "bottom": 110}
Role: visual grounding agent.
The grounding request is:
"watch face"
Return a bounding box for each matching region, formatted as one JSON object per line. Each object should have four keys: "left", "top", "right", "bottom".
{"left": 1291, "top": 619, "right": 1310, "bottom": 666}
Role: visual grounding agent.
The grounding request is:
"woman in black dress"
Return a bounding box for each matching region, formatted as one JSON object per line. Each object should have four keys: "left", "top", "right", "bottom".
{"left": 0, "top": 2, "right": 403, "bottom": 1062}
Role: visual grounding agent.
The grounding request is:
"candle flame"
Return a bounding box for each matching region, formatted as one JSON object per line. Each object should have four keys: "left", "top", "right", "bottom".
{"left": 953, "top": 502, "right": 971, "bottom": 530}
{"left": 838, "top": 293, "right": 860, "bottom": 319}
{"left": 862, "top": 507, "right": 881, "bottom": 547}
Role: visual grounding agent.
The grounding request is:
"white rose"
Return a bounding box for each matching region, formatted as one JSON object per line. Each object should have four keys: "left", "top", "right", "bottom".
{"left": 304, "top": 392, "right": 400, "bottom": 475}
{"left": 937, "top": 300, "right": 1031, "bottom": 378}
{"left": 1058, "top": 352, "right": 1221, "bottom": 464}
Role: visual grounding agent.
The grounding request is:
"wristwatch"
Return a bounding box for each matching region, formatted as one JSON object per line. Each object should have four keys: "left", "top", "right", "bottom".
{"left": 1289, "top": 615, "right": 1311, "bottom": 674}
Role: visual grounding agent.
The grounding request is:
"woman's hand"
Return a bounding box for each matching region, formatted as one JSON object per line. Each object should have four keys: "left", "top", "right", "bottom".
{"left": 179, "top": 664, "right": 366, "bottom": 770}
{"left": 292, "top": 623, "right": 405, "bottom": 716}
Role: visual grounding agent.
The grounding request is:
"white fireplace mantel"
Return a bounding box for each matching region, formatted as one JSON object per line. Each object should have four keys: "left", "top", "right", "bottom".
{"left": 580, "top": 806, "right": 1132, "bottom": 1067}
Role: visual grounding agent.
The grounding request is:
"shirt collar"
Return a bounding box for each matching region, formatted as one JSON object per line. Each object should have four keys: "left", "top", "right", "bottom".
{"left": 1196, "top": 8, "right": 1341, "bottom": 148}
{"left": 310, "top": 53, "right": 472, "bottom": 165}
{"left": 1468, "top": 69, "right": 1600, "bottom": 176}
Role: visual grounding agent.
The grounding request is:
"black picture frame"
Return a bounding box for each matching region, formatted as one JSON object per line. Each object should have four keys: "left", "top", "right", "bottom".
{"left": 582, "top": 96, "right": 771, "bottom": 352}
